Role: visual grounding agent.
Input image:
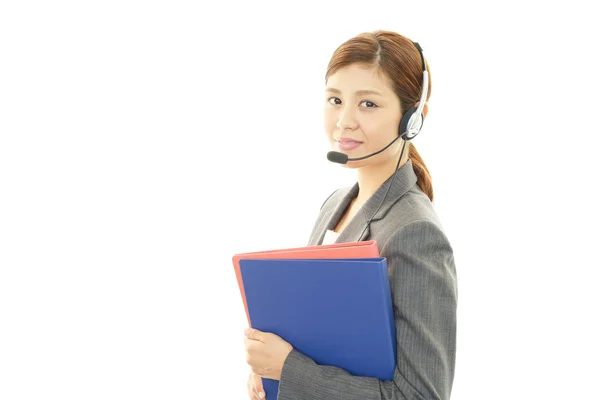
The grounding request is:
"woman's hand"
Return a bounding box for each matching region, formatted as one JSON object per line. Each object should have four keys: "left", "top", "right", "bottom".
{"left": 244, "top": 328, "right": 293, "bottom": 381}
{"left": 247, "top": 372, "right": 265, "bottom": 399}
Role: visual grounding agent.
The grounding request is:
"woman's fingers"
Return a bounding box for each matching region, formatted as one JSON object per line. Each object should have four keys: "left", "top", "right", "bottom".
{"left": 247, "top": 372, "right": 265, "bottom": 399}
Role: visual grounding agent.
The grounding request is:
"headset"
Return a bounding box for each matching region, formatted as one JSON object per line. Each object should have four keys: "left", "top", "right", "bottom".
{"left": 399, "top": 42, "right": 428, "bottom": 141}
{"left": 326, "top": 40, "right": 429, "bottom": 240}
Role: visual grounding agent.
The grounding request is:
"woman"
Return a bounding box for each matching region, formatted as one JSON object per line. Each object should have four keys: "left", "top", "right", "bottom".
{"left": 244, "top": 30, "right": 458, "bottom": 400}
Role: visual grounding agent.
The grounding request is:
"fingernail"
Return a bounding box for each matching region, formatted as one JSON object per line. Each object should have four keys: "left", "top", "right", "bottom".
{"left": 259, "top": 392, "right": 265, "bottom": 399}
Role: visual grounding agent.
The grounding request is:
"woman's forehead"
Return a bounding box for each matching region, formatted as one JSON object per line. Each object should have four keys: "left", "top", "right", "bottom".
{"left": 326, "top": 64, "right": 394, "bottom": 95}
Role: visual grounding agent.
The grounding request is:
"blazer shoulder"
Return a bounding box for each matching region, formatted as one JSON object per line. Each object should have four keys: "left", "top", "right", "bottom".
{"left": 386, "top": 185, "right": 447, "bottom": 232}
{"left": 377, "top": 187, "right": 454, "bottom": 256}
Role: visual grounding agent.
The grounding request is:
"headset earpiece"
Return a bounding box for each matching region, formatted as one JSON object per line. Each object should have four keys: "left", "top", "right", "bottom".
{"left": 398, "top": 105, "right": 423, "bottom": 141}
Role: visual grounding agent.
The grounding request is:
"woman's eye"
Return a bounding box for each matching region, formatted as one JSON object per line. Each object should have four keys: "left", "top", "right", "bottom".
{"left": 328, "top": 97, "right": 341, "bottom": 105}
{"left": 360, "top": 100, "right": 378, "bottom": 108}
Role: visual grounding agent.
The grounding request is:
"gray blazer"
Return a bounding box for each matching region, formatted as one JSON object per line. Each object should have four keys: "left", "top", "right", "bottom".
{"left": 277, "top": 159, "right": 458, "bottom": 400}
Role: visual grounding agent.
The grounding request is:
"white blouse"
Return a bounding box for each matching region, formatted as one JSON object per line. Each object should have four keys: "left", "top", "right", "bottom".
{"left": 321, "top": 229, "right": 340, "bottom": 245}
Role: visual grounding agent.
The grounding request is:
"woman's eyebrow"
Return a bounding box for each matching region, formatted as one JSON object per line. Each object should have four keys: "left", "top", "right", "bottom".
{"left": 325, "top": 87, "right": 383, "bottom": 96}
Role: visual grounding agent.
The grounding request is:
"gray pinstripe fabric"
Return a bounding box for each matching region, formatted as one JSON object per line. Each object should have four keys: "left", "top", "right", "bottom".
{"left": 277, "top": 159, "right": 458, "bottom": 400}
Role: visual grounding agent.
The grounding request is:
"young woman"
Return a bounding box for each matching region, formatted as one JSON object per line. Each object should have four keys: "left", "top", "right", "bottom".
{"left": 243, "top": 30, "right": 458, "bottom": 400}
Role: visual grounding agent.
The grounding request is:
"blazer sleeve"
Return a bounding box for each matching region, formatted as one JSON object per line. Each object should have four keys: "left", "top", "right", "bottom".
{"left": 277, "top": 219, "right": 458, "bottom": 400}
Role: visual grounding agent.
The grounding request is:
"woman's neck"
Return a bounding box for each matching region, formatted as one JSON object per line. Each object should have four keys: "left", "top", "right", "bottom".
{"left": 355, "top": 152, "right": 410, "bottom": 205}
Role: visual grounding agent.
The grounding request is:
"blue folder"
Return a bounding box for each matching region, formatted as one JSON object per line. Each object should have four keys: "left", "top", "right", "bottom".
{"left": 239, "top": 257, "right": 396, "bottom": 399}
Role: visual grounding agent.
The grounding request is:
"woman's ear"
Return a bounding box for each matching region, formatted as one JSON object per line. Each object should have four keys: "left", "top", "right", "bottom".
{"left": 414, "top": 102, "right": 429, "bottom": 119}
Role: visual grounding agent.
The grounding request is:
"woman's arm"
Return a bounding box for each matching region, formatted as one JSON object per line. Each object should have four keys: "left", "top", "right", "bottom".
{"left": 277, "top": 219, "right": 458, "bottom": 400}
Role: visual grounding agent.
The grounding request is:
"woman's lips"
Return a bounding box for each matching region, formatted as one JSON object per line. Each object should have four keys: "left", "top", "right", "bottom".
{"left": 335, "top": 138, "right": 363, "bottom": 151}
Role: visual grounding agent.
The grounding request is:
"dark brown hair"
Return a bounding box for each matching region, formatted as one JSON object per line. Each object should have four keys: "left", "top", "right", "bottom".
{"left": 325, "top": 30, "right": 434, "bottom": 202}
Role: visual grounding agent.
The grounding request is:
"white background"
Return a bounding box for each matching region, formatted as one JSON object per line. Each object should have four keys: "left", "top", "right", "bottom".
{"left": 1, "top": 1, "right": 599, "bottom": 399}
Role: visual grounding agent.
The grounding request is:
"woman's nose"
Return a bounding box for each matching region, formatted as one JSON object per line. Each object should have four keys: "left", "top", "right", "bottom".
{"left": 336, "top": 108, "right": 358, "bottom": 130}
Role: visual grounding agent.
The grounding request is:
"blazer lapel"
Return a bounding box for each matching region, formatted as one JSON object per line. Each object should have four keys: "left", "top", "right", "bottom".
{"left": 335, "top": 212, "right": 370, "bottom": 243}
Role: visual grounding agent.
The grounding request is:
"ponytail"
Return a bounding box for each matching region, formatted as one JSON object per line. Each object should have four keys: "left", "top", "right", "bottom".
{"left": 408, "top": 143, "right": 434, "bottom": 202}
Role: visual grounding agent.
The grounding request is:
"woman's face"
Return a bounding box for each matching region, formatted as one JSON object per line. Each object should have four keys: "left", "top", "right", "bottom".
{"left": 324, "top": 63, "right": 403, "bottom": 168}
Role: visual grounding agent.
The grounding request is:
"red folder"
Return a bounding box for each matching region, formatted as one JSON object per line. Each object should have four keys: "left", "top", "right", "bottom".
{"left": 232, "top": 240, "right": 380, "bottom": 324}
